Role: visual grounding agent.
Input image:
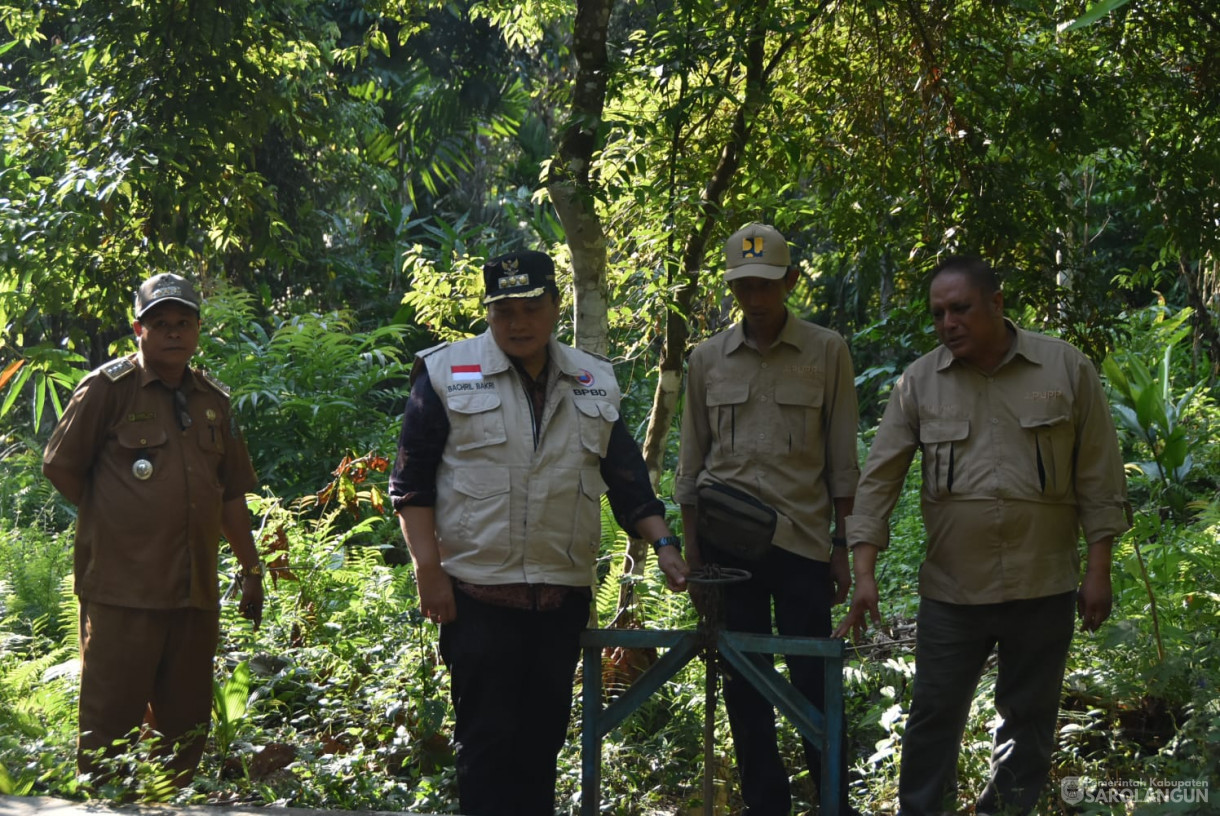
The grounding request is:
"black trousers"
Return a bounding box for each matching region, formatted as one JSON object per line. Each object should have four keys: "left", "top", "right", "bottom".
{"left": 438, "top": 586, "right": 588, "bottom": 816}
{"left": 704, "top": 543, "right": 850, "bottom": 816}
{"left": 898, "top": 592, "right": 1076, "bottom": 816}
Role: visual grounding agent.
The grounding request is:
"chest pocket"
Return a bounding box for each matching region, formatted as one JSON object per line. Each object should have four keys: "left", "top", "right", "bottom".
{"left": 1020, "top": 414, "right": 1074, "bottom": 498}
{"left": 117, "top": 424, "right": 169, "bottom": 480}
{"left": 707, "top": 380, "right": 750, "bottom": 450}
{"left": 775, "top": 378, "right": 824, "bottom": 453}
{"left": 920, "top": 419, "right": 969, "bottom": 497}
{"left": 196, "top": 411, "right": 227, "bottom": 455}
{"left": 574, "top": 399, "right": 619, "bottom": 456}
{"left": 447, "top": 391, "right": 508, "bottom": 452}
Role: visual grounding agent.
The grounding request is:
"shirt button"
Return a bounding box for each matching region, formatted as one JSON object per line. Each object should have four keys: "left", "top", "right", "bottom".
{"left": 140, "top": 438, "right": 147, "bottom": 444}
{"left": 761, "top": 362, "right": 768, "bottom": 369}
{"left": 991, "top": 418, "right": 999, "bottom": 425}
{"left": 760, "top": 396, "right": 768, "bottom": 402}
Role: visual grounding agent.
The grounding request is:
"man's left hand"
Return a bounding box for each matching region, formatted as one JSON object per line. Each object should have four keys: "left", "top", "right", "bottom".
{"left": 830, "top": 544, "right": 851, "bottom": 605}
{"left": 1077, "top": 565, "right": 1112, "bottom": 632}
{"left": 656, "top": 547, "right": 690, "bottom": 592}
{"left": 239, "top": 575, "right": 264, "bottom": 631}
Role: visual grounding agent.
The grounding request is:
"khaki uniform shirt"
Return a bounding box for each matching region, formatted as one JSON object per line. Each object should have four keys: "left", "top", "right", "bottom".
{"left": 675, "top": 311, "right": 860, "bottom": 562}
{"left": 424, "top": 331, "right": 621, "bottom": 587}
{"left": 847, "top": 322, "right": 1130, "bottom": 604}
{"left": 43, "top": 354, "right": 258, "bottom": 610}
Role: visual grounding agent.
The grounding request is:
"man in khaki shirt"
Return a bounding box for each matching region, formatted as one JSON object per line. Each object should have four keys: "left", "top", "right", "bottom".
{"left": 43, "top": 273, "right": 264, "bottom": 787}
{"left": 676, "top": 224, "right": 859, "bottom": 815}
{"left": 835, "top": 256, "right": 1129, "bottom": 815}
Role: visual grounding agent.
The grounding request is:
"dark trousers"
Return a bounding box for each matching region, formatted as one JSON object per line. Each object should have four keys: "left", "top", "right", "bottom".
{"left": 704, "top": 543, "right": 849, "bottom": 816}
{"left": 898, "top": 592, "right": 1076, "bottom": 816}
{"left": 439, "top": 586, "right": 588, "bottom": 816}
{"left": 77, "top": 601, "right": 219, "bottom": 786}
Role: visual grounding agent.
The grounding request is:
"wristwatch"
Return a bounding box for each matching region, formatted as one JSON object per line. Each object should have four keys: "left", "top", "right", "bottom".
{"left": 651, "top": 535, "right": 682, "bottom": 554}
{"left": 242, "top": 562, "right": 265, "bottom": 579}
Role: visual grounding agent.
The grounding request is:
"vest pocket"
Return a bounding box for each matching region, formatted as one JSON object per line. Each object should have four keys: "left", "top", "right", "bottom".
{"left": 571, "top": 467, "right": 609, "bottom": 557}
{"left": 575, "top": 399, "right": 618, "bottom": 456}
{"left": 1020, "top": 414, "right": 1074, "bottom": 498}
{"left": 919, "top": 419, "right": 969, "bottom": 496}
{"left": 446, "top": 392, "right": 508, "bottom": 452}
{"left": 449, "top": 466, "right": 512, "bottom": 564}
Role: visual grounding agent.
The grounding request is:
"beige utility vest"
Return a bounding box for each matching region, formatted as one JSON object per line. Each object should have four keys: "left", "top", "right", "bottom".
{"left": 422, "top": 331, "right": 621, "bottom": 587}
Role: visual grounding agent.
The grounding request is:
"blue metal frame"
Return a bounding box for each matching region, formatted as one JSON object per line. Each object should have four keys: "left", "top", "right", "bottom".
{"left": 579, "top": 627, "right": 845, "bottom": 815}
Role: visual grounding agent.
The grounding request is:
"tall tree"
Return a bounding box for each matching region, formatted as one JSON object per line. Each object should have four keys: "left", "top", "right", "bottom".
{"left": 546, "top": 0, "right": 614, "bottom": 355}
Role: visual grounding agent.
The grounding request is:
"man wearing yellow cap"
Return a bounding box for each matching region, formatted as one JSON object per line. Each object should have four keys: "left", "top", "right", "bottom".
{"left": 676, "top": 224, "right": 860, "bottom": 814}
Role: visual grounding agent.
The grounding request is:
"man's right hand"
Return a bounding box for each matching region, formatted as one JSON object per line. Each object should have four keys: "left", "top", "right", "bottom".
{"left": 414, "top": 563, "right": 456, "bottom": 625}
{"left": 833, "top": 575, "right": 881, "bottom": 641}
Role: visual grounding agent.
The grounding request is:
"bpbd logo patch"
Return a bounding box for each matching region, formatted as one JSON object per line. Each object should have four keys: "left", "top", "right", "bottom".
{"left": 573, "top": 369, "right": 606, "bottom": 396}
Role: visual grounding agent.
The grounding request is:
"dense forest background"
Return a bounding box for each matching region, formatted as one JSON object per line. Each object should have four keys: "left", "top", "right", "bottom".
{"left": 2, "top": 0, "right": 1218, "bottom": 813}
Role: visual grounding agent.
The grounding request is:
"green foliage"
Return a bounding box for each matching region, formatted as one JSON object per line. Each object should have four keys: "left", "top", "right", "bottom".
{"left": 212, "top": 660, "right": 254, "bottom": 781}
{"left": 0, "top": 349, "right": 86, "bottom": 432}
{"left": 198, "top": 286, "right": 416, "bottom": 498}
{"left": 0, "top": 574, "right": 79, "bottom": 793}
{"left": 1103, "top": 307, "right": 1206, "bottom": 515}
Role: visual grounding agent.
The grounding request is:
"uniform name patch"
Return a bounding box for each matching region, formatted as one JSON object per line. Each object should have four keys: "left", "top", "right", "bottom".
{"left": 573, "top": 388, "right": 608, "bottom": 397}
{"left": 448, "top": 381, "right": 497, "bottom": 393}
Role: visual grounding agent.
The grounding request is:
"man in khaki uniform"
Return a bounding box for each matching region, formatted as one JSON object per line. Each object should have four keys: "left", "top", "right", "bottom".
{"left": 676, "top": 224, "right": 859, "bottom": 815}
{"left": 43, "top": 273, "right": 264, "bottom": 787}
{"left": 388, "top": 250, "right": 689, "bottom": 816}
{"left": 835, "top": 255, "right": 1129, "bottom": 815}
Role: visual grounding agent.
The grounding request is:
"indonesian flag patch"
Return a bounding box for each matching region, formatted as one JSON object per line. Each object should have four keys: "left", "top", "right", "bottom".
{"left": 451, "top": 364, "right": 483, "bottom": 382}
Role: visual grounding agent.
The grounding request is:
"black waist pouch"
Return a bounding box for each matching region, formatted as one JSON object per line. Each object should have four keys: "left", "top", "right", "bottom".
{"left": 695, "top": 481, "right": 777, "bottom": 561}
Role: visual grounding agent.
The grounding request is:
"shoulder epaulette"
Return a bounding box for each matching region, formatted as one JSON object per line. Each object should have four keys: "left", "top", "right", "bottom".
{"left": 415, "top": 341, "right": 451, "bottom": 360}
{"left": 197, "top": 369, "right": 231, "bottom": 397}
{"left": 410, "top": 342, "right": 450, "bottom": 385}
{"left": 100, "top": 358, "right": 136, "bottom": 382}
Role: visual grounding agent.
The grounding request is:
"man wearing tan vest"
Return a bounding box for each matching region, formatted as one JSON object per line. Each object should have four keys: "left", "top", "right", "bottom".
{"left": 388, "top": 250, "right": 689, "bottom": 816}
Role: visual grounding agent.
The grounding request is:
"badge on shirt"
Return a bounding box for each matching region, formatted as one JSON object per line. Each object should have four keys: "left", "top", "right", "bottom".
{"left": 451, "top": 364, "right": 483, "bottom": 382}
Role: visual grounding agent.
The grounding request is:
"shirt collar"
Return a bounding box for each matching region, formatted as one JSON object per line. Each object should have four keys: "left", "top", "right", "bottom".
{"left": 135, "top": 354, "right": 198, "bottom": 391}
{"left": 934, "top": 318, "right": 1039, "bottom": 372}
{"left": 727, "top": 308, "right": 801, "bottom": 353}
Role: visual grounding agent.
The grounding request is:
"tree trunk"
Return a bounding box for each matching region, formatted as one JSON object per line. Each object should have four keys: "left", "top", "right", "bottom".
{"left": 1180, "top": 253, "right": 1220, "bottom": 383}
{"left": 546, "top": 0, "right": 613, "bottom": 355}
